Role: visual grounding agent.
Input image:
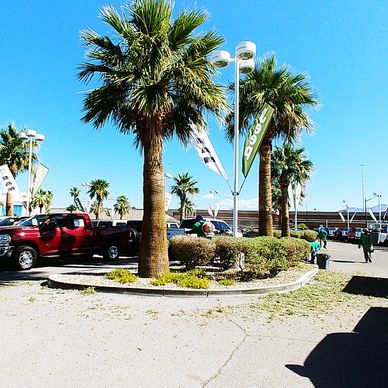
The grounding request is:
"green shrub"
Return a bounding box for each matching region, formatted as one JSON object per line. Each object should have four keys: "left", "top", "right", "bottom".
{"left": 105, "top": 269, "right": 138, "bottom": 284}
{"left": 298, "top": 223, "right": 309, "bottom": 230}
{"left": 281, "top": 237, "right": 311, "bottom": 266}
{"left": 303, "top": 230, "right": 318, "bottom": 242}
{"left": 272, "top": 229, "right": 282, "bottom": 238}
{"left": 290, "top": 230, "right": 303, "bottom": 239}
{"left": 151, "top": 269, "right": 210, "bottom": 289}
{"left": 241, "top": 237, "right": 288, "bottom": 278}
{"left": 217, "top": 278, "right": 235, "bottom": 286}
{"left": 169, "top": 236, "right": 216, "bottom": 270}
{"left": 213, "top": 236, "right": 242, "bottom": 269}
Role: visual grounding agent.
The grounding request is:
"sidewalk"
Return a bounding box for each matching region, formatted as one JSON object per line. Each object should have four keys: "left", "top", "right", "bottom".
{"left": 323, "top": 240, "right": 388, "bottom": 277}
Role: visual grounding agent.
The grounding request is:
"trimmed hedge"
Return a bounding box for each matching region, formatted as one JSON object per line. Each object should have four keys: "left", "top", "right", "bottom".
{"left": 213, "top": 236, "right": 242, "bottom": 270}
{"left": 169, "top": 235, "right": 310, "bottom": 279}
{"left": 169, "top": 236, "right": 215, "bottom": 270}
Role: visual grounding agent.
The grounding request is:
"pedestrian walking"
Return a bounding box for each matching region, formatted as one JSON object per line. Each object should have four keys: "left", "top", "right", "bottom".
{"left": 358, "top": 228, "right": 373, "bottom": 263}
{"left": 318, "top": 227, "right": 328, "bottom": 249}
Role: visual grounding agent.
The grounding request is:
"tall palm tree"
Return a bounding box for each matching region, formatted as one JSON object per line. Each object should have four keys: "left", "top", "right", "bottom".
{"left": 227, "top": 55, "right": 318, "bottom": 236}
{"left": 114, "top": 195, "right": 131, "bottom": 219}
{"left": 0, "top": 123, "right": 38, "bottom": 215}
{"left": 70, "top": 186, "right": 82, "bottom": 211}
{"left": 30, "top": 189, "right": 53, "bottom": 213}
{"left": 171, "top": 173, "right": 199, "bottom": 221}
{"left": 272, "top": 143, "right": 314, "bottom": 237}
{"left": 70, "top": 187, "right": 80, "bottom": 201}
{"left": 78, "top": 0, "right": 227, "bottom": 277}
{"left": 87, "top": 179, "right": 109, "bottom": 220}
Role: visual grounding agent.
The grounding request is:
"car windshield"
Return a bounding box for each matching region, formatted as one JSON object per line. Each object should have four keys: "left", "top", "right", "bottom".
{"left": 0, "top": 217, "right": 15, "bottom": 226}
{"left": 17, "top": 215, "right": 50, "bottom": 227}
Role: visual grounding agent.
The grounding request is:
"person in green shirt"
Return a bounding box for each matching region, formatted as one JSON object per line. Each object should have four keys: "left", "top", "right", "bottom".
{"left": 358, "top": 228, "right": 373, "bottom": 263}
{"left": 318, "top": 227, "right": 328, "bottom": 248}
{"left": 310, "top": 240, "right": 321, "bottom": 264}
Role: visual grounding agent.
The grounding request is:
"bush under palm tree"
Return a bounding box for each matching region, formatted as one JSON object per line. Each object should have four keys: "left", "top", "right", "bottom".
{"left": 78, "top": 0, "right": 227, "bottom": 277}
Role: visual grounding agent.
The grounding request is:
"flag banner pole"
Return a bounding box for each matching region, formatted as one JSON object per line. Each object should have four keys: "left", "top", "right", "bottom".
{"left": 189, "top": 124, "right": 228, "bottom": 180}
{"left": 241, "top": 104, "right": 274, "bottom": 178}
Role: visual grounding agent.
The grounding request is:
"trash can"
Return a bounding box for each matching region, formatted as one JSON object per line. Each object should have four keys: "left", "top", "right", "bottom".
{"left": 316, "top": 253, "right": 330, "bottom": 269}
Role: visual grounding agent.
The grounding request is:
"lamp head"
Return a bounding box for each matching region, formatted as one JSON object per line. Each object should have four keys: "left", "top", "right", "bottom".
{"left": 209, "top": 50, "right": 231, "bottom": 68}
{"left": 26, "top": 129, "right": 37, "bottom": 138}
{"left": 239, "top": 58, "right": 255, "bottom": 74}
{"left": 19, "top": 132, "right": 28, "bottom": 140}
{"left": 35, "top": 134, "right": 45, "bottom": 142}
{"left": 235, "top": 41, "right": 256, "bottom": 60}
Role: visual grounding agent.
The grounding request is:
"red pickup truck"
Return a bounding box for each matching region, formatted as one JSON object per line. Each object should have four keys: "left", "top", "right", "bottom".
{"left": 0, "top": 212, "right": 136, "bottom": 270}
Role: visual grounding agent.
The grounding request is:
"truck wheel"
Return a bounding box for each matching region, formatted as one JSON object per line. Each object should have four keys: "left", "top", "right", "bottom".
{"left": 103, "top": 242, "right": 120, "bottom": 261}
{"left": 12, "top": 246, "right": 38, "bottom": 270}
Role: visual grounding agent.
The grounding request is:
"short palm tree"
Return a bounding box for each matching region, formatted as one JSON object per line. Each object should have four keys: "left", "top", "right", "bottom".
{"left": 171, "top": 173, "right": 199, "bottom": 221}
{"left": 183, "top": 197, "right": 196, "bottom": 217}
{"left": 272, "top": 143, "right": 314, "bottom": 237}
{"left": 30, "top": 189, "right": 53, "bottom": 213}
{"left": 78, "top": 0, "right": 227, "bottom": 277}
{"left": 0, "top": 123, "right": 38, "bottom": 215}
{"left": 87, "top": 179, "right": 109, "bottom": 219}
{"left": 66, "top": 204, "right": 78, "bottom": 213}
{"left": 114, "top": 195, "right": 131, "bottom": 219}
{"left": 227, "top": 55, "right": 318, "bottom": 236}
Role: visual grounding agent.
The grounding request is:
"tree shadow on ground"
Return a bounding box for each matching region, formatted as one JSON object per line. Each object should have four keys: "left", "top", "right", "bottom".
{"left": 0, "top": 256, "right": 138, "bottom": 286}
{"left": 286, "top": 307, "right": 388, "bottom": 387}
{"left": 343, "top": 275, "right": 388, "bottom": 298}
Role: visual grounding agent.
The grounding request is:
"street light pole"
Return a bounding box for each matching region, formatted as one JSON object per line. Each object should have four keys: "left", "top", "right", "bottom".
{"left": 210, "top": 190, "right": 219, "bottom": 218}
{"left": 343, "top": 200, "right": 350, "bottom": 229}
{"left": 19, "top": 129, "right": 45, "bottom": 215}
{"left": 210, "top": 41, "right": 256, "bottom": 237}
{"left": 361, "top": 163, "right": 365, "bottom": 224}
{"left": 373, "top": 192, "right": 382, "bottom": 226}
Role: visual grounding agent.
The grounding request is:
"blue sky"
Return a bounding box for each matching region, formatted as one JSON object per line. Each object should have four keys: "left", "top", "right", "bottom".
{"left": 1, "top": 0, "right": 387, "bottom": 213}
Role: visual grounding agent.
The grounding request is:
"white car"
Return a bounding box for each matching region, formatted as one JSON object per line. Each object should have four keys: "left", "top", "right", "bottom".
{"left": 180, "top": 217, "right": 243, "bottom": 237}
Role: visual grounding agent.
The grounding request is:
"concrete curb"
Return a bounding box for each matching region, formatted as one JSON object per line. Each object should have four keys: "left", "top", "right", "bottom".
{"left": 47, "top": 266, "right": 318, "bottom": 297}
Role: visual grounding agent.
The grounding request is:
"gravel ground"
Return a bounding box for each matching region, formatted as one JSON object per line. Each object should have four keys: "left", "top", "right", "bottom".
{"left": 1, "top": 273, "right": 387, "bottom": 387}
{"left": 51, "top": 263, "right": 313, "bottom": 291}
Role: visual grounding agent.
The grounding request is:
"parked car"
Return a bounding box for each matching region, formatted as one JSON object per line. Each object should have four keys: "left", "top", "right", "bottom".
{"left": 347, "top": 228, "right": 356, "bottom": 240}
{"left": 180, "top": 217, "right": 243, "bottom": 237}
{"left": 325, "top": 227, "right": 337, "bottom": 238}
{"left": 126, "top": 220, "right": 186, "bottom": 247}
{"left": 91, "top": 219, "right": 128, "bottom": 228}
{"left": 0, "top": 216, "right": 28, "bottom": 227}
{"left": 0, "top": 213, "right": 136, "bottom": 270}
{"left": 334, "top": 228, "right": 344, "bottom": 240}
{"left": 354, "top": 228, "right": 363, "bottom": 240}
{"left": 341, "top": 227, "right": 352, "bottom": 239}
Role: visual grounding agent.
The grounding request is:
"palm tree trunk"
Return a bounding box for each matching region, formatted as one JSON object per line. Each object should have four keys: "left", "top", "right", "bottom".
{"left": 258, "top": 135, "right": 273, "bottom": 236}
{"left": 280, "top": 181, "right": 290, "bottom": 237}
{"left": 138, "top": 127, "right": 169, "bottom": 278}
{"left": 5, "top": 192, "right": 13, "bottom": 216}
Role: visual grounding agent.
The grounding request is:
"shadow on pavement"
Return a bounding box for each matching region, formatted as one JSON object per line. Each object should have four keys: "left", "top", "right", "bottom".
{"left": 0, "top": 256, "right": 138, "bottom": 285}
{"left": 343, "top": 275, "right": 388, "bottom": 298}
{"left": 330, "top": 259, "right": 362, "bottom": 264}
{"left": 286, "top": 307, "right": 388, "bottom": 387}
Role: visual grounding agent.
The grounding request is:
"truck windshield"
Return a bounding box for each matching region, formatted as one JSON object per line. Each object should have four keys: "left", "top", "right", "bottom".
{"left": 17, "top": 215, "right": 50, "bottom": 227}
